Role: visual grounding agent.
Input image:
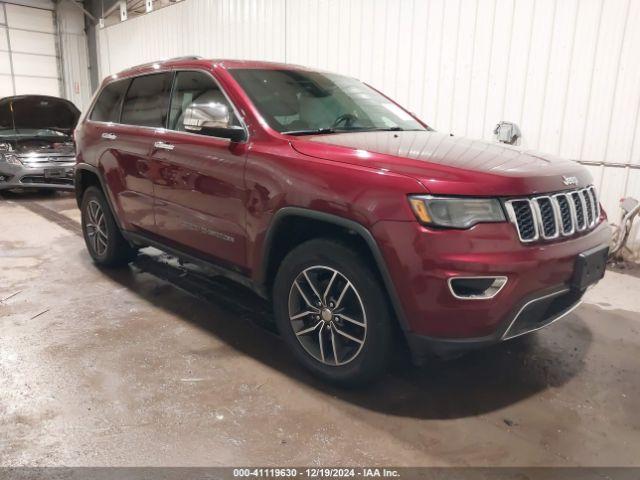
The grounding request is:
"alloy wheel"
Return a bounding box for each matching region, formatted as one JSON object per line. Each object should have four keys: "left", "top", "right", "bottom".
{"left": 288, "top": 265, "right": 367, "bottom": 366}
{"left": 85, "top": 200, "right": 108, "bottom": 257}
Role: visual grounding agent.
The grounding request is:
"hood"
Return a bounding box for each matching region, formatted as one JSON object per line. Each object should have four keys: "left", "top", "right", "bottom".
{"left": 291, "top": 130, "right": 591, "bottom": 196}
{"left": 0, "top": 95, "right": 80, "bottom": 133}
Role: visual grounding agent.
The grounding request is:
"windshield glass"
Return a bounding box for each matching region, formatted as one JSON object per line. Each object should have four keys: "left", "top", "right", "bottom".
{"left": 229, "top": 69, "right": 426, "bottom": 134}
{"left": 0, "top": 129, "right": 68, "bottom": 138}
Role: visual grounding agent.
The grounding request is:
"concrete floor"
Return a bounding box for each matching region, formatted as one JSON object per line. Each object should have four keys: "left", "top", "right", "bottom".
{"left": 0, "top": 190, "right": 639, "bottom": 467}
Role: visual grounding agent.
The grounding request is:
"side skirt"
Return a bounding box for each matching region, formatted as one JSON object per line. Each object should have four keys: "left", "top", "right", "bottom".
{"left": 122, "top": 230, "right": 268, "bottom": 299}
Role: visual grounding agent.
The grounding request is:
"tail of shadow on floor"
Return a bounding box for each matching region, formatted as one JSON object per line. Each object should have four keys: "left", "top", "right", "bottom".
{"left": 99, "top": 248, "right": 592, "bottom": 420}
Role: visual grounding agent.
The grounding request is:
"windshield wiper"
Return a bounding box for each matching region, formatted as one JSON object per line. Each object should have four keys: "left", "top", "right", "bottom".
{"left": 283, "top": 126, "right": 421, "bottom": 136}
{"left": 282, "top": 127, "right": 338, "bottom": 136}
{"left": 372, "top": 126, "right": 404, "bottom": 131}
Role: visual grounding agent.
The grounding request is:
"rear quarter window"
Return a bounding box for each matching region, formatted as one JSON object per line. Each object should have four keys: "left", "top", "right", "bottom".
{"left": 89, "top": 79, "right": 129, "bottom": 123}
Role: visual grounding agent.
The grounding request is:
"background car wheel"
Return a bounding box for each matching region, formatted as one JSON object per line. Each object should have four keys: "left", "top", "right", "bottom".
{"left": 81, "top": 186, "right": 137, "bottom": 267}
{"left": 273, "top": 239, "right": 393, "bottom": 386}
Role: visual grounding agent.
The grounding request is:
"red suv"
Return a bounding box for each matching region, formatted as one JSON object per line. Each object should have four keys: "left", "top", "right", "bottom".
{"left": 74, "top": 57, "right": 611, "bottom": 384}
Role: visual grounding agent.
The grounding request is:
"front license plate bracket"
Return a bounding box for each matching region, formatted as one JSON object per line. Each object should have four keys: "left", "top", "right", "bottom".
{"left": 571, "top": 245, "right": 608, "bottom": 291}
{"left": 44, "top": 167, "right": 65, "bottom": 179}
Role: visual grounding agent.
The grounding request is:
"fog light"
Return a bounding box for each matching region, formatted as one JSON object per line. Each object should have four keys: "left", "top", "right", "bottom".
{"left": 448, "top": 276, "right": 507, "bottom": 300}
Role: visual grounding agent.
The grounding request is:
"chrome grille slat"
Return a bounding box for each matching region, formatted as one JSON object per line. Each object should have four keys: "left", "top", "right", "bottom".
{"left": 506, "top": 186, "right": 600, "bottom": 244}
{"left": 505, "top": 199, "right": 538, "bottom": 242}
{"left": 18, "top": 155, "right": 76, "bottom": 168}
{"left": 582, "top": 189, "right": 594, "bottom": 226}
{"left": 570, "top": 191, "right": 587, "bottom": 231}
{"left": 552, "top": 193, "right": 574, "bottom": 236}
{"left": 589, "top": 186, "right": 600, "bottom": 220}
{"left": 532, "top": 196, "right": 559, "bottom": 239}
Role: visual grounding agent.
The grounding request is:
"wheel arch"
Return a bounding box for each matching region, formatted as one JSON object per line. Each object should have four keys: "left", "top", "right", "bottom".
{"left": 74, "top": 164, "right": 124, "bottom": 230}
{"left": 259, "top": 207, "right": 410, "bottom": 332}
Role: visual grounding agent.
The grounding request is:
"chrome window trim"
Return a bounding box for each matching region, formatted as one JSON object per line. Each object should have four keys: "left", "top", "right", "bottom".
{"left": 447, "top": 276, "right": 508, "bottom": 300}
{"left": 85, "top": 68, "right": 250, "bottom": 144}
{"left": 504, "top": 198, "right": 539, "bottom": 243}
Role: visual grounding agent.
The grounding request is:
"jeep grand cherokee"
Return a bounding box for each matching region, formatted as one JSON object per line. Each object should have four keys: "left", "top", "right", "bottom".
{"left": 74, "top": 57, "right": 611, "bottom": 384}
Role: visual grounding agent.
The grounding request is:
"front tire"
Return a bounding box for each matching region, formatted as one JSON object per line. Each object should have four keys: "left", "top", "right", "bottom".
{"left": 81, "top": 186, "right": 137, "bottom": 267}
{"left": 273, "top": 239, "right": 393, "bottom": 385}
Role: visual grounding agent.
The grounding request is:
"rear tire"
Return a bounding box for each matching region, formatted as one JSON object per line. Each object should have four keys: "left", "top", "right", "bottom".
{"left": 273, "top": 239, "right": 393, "bottom": 386}
{"left": 81, "top": 186, "right": 137, "bottom": 267}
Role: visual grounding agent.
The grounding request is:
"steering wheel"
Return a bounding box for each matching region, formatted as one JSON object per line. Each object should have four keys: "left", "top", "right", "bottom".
{"left": 332, "top": 113, "right": 358, "bottom": 129}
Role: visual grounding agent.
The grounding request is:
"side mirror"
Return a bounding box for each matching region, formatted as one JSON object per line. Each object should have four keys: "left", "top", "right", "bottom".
{"left": 182, "top": 102, "right": 246, "bottom": 142}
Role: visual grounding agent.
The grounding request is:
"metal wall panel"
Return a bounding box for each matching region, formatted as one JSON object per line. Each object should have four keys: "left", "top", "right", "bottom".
{"left": 1, "top": 1, "right": 60, "bottom": 97}
{"left": 0, "top": 26, "right": 7, "bottom": 50}
{"left": 4, "top": 2, "right": 55, "bottom": 31}
{"left": 97, "top": 0, "right": 286, "bottom": 77}
{"left": 96, "top": 0, "right": 640, "bottom": 249}
{"left": 13, "top": 76, "right": 59, "bottom": 96}
{"left": 9, "top": 29, "right": 57, "bottom": 55}
{"left": 11, "top": 51, "right": 58, "bottom": 76}
{"left": 0, "top": 77, "right": 12, "bottom": 97}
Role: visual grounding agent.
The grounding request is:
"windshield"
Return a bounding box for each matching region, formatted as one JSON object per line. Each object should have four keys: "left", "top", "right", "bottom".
{"left": 229, "top": 69, "right": 426, "bottom": 135}
{"left": 0, "top": 129, "right": 68, "bottom": 138}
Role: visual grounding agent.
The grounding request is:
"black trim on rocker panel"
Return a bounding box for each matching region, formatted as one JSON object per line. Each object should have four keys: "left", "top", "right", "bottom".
{"left": 121, "top": 230, "right": 267, "bottom": 298}
{"left": 259, "top": 207, "right": 410, "bottom": 332}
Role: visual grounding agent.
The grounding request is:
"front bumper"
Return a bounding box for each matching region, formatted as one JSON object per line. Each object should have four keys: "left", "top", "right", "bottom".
{"left": 0, "top": 161, "right": 75, "bottom": 190}
{"left": 371, "top": 218, "right": 611, "bottom": 360}
{"left": 405, "top": 286, "right": 585, "bottom": 362}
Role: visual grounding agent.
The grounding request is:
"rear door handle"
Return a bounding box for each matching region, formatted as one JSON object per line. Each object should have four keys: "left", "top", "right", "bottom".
{"left": 101, "top": 132, "right": 117, "bottom": 140}
{"left": 154, "top": 141, "right": 175, "bottom": 151}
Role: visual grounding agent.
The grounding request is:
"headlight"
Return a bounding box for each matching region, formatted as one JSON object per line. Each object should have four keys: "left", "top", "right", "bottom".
{"left": 0, "top": 153, "right": 22, "bottom": 165}
{"left": 408, "top": 195, "right": 506, "bottom": 228}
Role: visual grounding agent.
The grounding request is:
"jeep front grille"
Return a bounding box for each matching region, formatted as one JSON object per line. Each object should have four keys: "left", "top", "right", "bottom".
{"left": 504, "top": 187, "right": 600, "bottom": 243}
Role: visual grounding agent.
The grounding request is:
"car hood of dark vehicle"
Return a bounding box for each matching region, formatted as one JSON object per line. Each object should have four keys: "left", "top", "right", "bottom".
{"left": 0, "top": 95, "right": 80, "bottom": 133}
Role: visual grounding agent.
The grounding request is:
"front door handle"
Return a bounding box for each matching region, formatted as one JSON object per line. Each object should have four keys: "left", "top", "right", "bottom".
{"left": 101, "top": 132, "right": 117, "bottom": 140}
{"left": 154, "top": 141, "right": 175, "bottom": 151}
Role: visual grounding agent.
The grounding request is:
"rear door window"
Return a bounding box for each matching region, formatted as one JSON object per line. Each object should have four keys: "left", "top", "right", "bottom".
{"left": 121, "top": 72, "right": 173, "bottom": 128}
{"left": 90, "top": 79, "right": 129, "bottom": 123}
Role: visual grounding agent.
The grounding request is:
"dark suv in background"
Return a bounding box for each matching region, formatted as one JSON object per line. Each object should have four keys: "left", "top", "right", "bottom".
{"left": 74, "top": 57, "right": 611, "bottom": 384}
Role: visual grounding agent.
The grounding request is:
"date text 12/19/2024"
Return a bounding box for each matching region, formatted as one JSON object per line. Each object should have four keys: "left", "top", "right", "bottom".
{"left": 233, "top": 468, "right": 401, "bottom": 478}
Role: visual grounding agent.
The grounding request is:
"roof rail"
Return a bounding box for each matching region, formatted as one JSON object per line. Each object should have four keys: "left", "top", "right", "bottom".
{"left": 122, "top": 55, "right": 203, "bottom": 72}
{"left": 166, "top": 55, "right": 203, "bottom": 61}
